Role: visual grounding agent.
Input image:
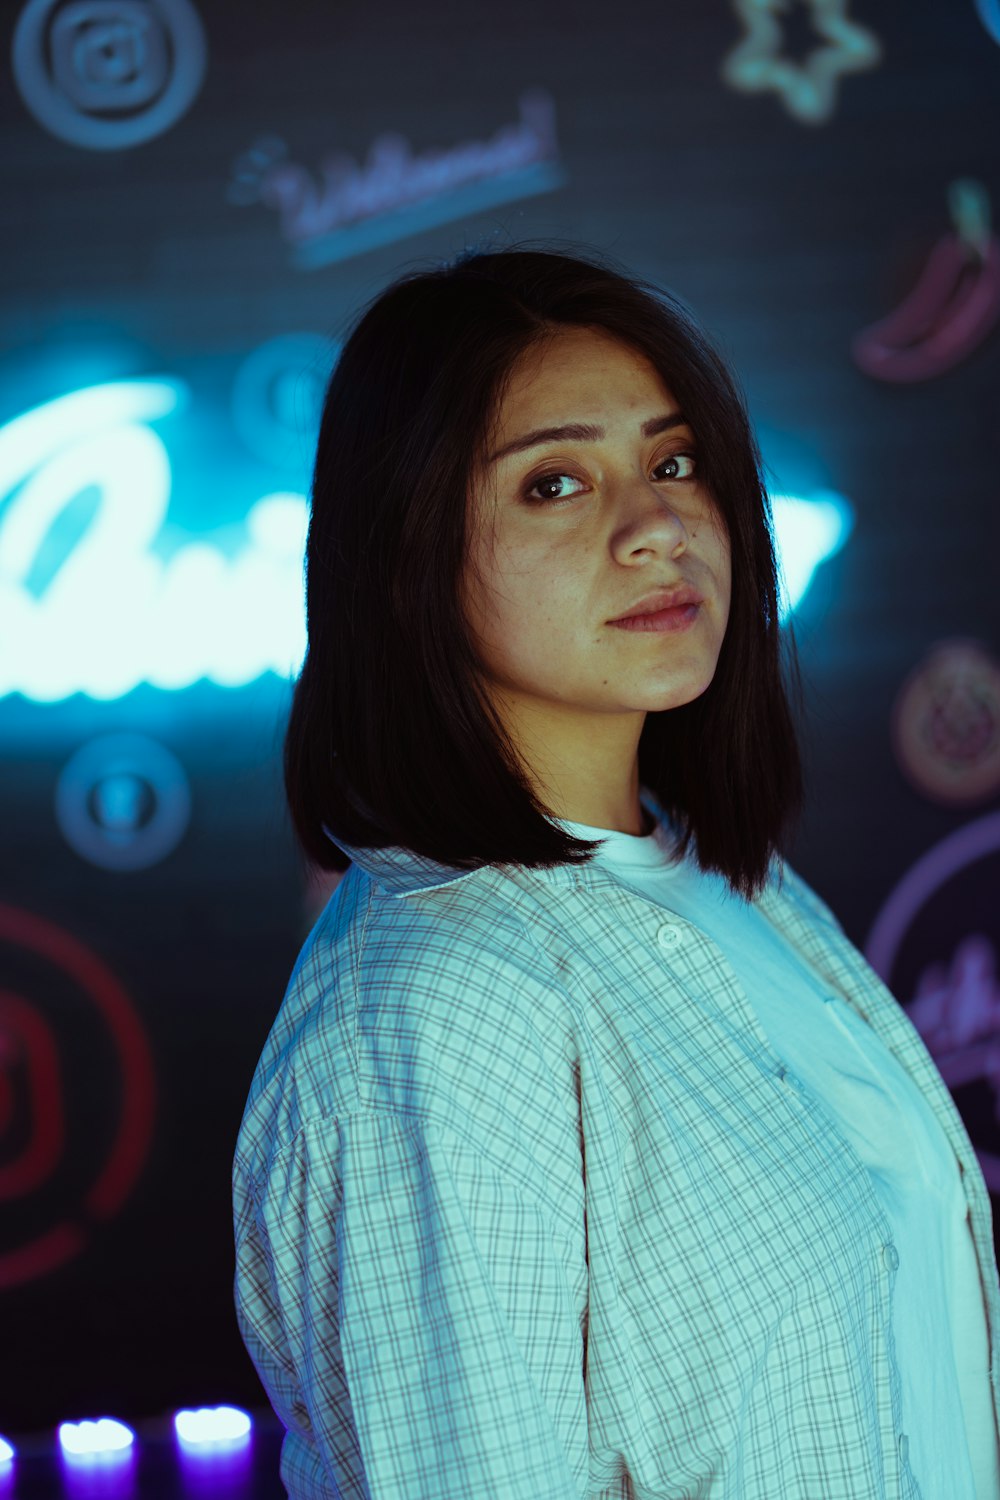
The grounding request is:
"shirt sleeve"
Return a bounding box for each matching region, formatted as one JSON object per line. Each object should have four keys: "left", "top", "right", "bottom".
{"left": 235, "top": 1108, "right": 589, "bottom": 1500}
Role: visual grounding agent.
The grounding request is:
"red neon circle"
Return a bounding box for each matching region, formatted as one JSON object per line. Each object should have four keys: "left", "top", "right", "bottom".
{"left": 0, "top": 903, "right": 157, "bottom": 1288}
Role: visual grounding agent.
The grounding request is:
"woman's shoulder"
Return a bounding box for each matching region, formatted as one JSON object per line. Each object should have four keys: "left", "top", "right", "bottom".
{"left": 237, "top": 858, "right": 581, "bottom": 1200}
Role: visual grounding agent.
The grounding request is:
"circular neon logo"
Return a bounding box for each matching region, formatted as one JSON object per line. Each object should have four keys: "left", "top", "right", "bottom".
{"left": 55, "top": 733, "right": 191, "bottom": 871}
{"left": 891, "top": 639, "right": 1000, "bottom": 805}
{"left": 0, "top": 904, "right": 156, "bottom": 1288}
{"left": 12, "top": 0, "right": 207, "bottom": 151}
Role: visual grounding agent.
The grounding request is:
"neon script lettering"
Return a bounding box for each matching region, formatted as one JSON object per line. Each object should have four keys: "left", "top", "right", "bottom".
{"left": 253, "top": 89, "right": 559, "bottom": 245}
{"left": 0, "top": 381, "right": 307, "bottom": 702}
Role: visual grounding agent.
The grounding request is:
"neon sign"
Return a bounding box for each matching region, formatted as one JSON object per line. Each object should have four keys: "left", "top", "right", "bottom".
{"left": 0, "top": 380, "right": 851, "bottom": 703}
{"left": 720, "top": 0, "right": 882, "bottom": 127}
{"left": 0, "top": 380, "right": 308, "bottom": 702}
{"left": 12, "top": 0, "right": 207, "bottom": 153}
{"left": 229, "top": 90, "right": 567, "bottom": 270}
{"left": 771, "top": 488, "right": 852, "bottom": 621}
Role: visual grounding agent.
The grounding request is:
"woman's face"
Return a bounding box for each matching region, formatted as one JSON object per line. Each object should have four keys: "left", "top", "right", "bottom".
{"left": 462, "top": 325, "right": 732, "bottom": 742}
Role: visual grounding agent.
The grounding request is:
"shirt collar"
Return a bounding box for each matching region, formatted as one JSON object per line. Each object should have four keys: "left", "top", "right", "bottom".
{"left": 321, "top": 785, "right": 672, "bottom": 899}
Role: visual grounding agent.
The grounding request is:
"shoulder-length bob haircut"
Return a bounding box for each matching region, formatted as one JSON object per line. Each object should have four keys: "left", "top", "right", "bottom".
{"left": 284, "top": 239, "right": 806, "bottom": 902}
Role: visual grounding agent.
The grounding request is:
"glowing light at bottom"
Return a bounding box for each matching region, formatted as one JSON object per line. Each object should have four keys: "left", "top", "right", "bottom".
{"left": 173, "top": 1404, "right": 252, "bottom": 1447}
{"left": 58, "top": 1419, "right": 135, "bottom": 1458}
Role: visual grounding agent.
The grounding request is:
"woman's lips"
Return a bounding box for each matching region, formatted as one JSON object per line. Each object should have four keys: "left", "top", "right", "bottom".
{"left": 608, "top": 603, "right": 701, "bottom": 633}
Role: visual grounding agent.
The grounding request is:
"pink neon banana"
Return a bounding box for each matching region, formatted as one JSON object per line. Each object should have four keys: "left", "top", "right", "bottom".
{"left": 851, "top": 231, "right": 1000, "bottom": 382}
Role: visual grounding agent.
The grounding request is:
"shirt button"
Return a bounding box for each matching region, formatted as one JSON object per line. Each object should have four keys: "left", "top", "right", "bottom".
{"left": 898, "top": 1432, "right": 909, "bottom": 1464}
{"left": 656, "top": 922, "right": 683, "bottom": 951}
{"left": 883, "top": 1244, "right": 900, "bottom": 1273}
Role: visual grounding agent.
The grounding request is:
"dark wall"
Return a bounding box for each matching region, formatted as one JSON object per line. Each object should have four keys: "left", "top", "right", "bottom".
{"left": 3, "top": 0, "right": 1000, "bottom": 1433}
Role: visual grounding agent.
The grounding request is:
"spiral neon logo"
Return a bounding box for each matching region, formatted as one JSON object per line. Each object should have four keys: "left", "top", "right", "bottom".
{"left": 11, "top": 0, "right": 207, "bottom": 150}
{"left": 0, "top": 904, "right": 156, "bottom": 1289}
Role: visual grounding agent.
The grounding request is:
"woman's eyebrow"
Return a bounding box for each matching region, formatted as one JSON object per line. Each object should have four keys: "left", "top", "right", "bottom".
{"left": 488, "top": 411, "right": 689, "bottom": 465}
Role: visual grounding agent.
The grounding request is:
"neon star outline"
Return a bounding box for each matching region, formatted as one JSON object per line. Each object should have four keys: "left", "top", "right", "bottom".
{"left": 720, "top": 0, "right": 883, "bottom": 125}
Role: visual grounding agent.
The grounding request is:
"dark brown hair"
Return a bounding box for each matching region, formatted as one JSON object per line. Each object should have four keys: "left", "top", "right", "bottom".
{"left": 284, "top": 239, "right": 805, "bottom": 901}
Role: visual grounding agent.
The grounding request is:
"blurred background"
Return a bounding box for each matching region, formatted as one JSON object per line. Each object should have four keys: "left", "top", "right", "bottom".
{"left": 3, "top": 0, "right": 1000, "bottom": 1493}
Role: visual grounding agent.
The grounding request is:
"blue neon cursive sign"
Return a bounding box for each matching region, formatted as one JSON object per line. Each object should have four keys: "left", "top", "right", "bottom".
{"left": 0, "top": 380, "right": 308, "bottom": 702}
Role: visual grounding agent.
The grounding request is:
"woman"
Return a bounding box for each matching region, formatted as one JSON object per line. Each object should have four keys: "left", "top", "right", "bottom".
{"left": 232, "top": 243, "right": 1000, "bottom": 1499}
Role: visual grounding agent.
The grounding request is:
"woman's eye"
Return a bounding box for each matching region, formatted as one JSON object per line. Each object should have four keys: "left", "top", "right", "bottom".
{"left": 657, "top": 452, "right": 697, "bottom": 481}
{"left": 524, "top": 450, "right": 697, "bottom": 505}
{"left": 525, "top": 472, "right": 585, "bottom": 504}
